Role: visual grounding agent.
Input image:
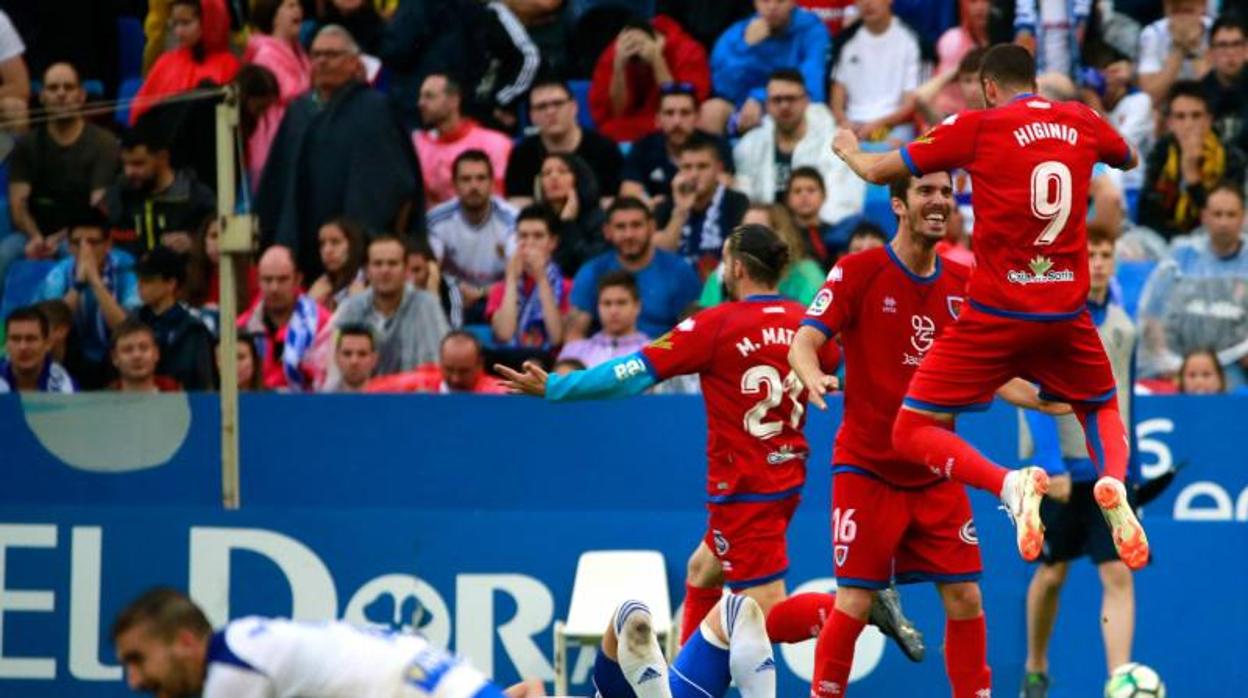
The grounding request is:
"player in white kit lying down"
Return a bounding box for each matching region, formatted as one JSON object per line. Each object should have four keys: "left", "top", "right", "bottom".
{"left": 111, "top": 587, "right": 545, "bottom": 698}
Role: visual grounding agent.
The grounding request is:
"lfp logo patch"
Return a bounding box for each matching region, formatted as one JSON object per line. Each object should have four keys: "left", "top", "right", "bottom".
{"left": 808, "top": 288, "right": 833, "bottom": 316}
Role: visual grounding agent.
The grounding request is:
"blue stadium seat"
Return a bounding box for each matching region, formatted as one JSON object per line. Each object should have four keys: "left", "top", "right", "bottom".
{"left": 1, "top": 259, "right": 56, "bottom": 320}
{"left": 116, "top": 77, "right": 142, "bottom": 127}
{"left": 1114, "top": 259, "right": 1157, "bottom": 320}
{"left": 862, "top": 183, "right": 899, "bottom": 238}
{"left": 118, "top": 17, "right": 145, "bottom": 82}
{"left": 568, "top": 80, "right": 595, "bottom": 130}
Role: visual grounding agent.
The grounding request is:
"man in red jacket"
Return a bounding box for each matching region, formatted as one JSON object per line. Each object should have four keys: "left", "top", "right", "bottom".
{"left": 589, "top": 16, "right": 711, "bottom": 143}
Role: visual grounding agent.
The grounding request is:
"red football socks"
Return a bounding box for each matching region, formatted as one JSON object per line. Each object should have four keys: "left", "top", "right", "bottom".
{"left": 1075, "top": 403, "right": 1129, "bottom": 481}
{"left": 681, "top": 583, "right": 722, "bottom": 645}
{"left": 945, "top": 615, "right": 992, "bottom": 698}
{"left": 811, "top": 608, "right": 865, "bottom": 697}
{"left": 893, "top": 408, "right": 1008, "bottom": 495}
{"left": 766, "top": 592, "right": 836, "bottom": 643}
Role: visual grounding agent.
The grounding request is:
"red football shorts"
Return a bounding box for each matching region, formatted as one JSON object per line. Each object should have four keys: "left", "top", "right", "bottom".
{"left": 831, "top": 469, "right": 982, "bottom": 588}
{"left": 904, "top": 304, "right": 1118, "bottom": 413}
{"left": 704, "top": 495, "right": 800, "bottom": 590}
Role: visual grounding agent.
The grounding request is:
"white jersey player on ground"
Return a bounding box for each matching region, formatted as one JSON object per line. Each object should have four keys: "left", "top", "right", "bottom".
{"left": 112, "top": 587, "right": 543, "bottom": 698}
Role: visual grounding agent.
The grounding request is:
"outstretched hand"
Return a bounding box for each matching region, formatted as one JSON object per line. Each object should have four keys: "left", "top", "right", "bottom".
{"left": 802, "top": 372, "right": 840, "bottom": 411}
{"left": 832, "top": 128, "right": 861, "bottom": 161}
{"left": 494, "top": 360, "right": 549, "bottom": 397}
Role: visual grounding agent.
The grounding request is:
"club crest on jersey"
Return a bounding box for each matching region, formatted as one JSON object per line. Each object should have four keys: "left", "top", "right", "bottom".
{"left": 959, "top": 519, "right": 979, "bottom": 546}
{"left": 834, "top": 544, "right": 849, "bottom": 567}
{"left": 882, "top": 296, "right": 897, "bottom": 314}
{"left": 713, "top": 530, "right": 730, "bottom": 556}
{"left": 808, "top": 288, "right": 833, "bottom": 316}
{"left": 947, "top": 296, "right": 964, "bottom": 319}
{"left": 909, "top": 315, "right": 936, "bottom": 353}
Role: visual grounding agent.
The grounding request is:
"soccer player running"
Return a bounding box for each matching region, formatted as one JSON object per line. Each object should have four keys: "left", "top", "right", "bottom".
{"left": 788, "top": 170, "right": 1065, "bottom": 698}
{"left": 829, "top": 44, "right": 1149, "bottom": 571}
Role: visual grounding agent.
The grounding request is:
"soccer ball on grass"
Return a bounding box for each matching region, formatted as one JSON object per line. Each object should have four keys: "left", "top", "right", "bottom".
{"left": 1104, "top": 662, "right": 1165, "bottom": 697}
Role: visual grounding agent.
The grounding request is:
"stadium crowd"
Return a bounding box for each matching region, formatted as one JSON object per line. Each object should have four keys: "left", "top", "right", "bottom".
{"left": 0, "top": 0, "right": 1246, "bottom": 395}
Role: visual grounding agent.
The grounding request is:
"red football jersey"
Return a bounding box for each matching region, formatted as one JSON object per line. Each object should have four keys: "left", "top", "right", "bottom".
{"left": 801, "top": 246, "right": 972, "bottom": 487}
{"left": 641, "top": 296, "right": 826, "bottom": 501}
{"left": 901, "top": 94, "right": 1130, "bottom": 318}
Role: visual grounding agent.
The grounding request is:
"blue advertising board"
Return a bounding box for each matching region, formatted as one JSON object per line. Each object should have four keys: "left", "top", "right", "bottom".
{"left": 0, "top": 393, "right": 1244, "bottom": 696}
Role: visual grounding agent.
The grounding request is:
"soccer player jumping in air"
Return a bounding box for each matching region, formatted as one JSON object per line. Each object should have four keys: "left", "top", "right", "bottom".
{"left": 830, "top": 43, "right": 1149, "bottom": 571}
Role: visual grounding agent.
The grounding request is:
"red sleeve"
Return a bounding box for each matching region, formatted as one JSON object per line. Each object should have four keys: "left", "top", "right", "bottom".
{"left": 588, "top": 45, "right": 618, "bottom": 130}
{"left": 1088, "top": 107, "right": 1131, "bottom": 167}
{"left": 640, "top": 308, "right": 722, "bottom": 379}
{"left": 901, "top": 110, "right": 983, "bottom": 176}
{"left": 485, "top": 282, "right": 506, "bottom": 319}
{"left": 798, "top": 259, "right": 863, "bottom": 338}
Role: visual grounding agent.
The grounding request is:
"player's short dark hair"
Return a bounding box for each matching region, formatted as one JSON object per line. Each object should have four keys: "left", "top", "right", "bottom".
{"left": 888, "top": 173, "right": 916, "bottom": 203}
{"left": 110, "top": 317, "right": 156, "bottom": 351}
{"left": 112, "top": 587, "right": 212, "bottom": 643}
{"left": 767, "top": 68, "right": 807, "bottom": 92}
{"left": 452, "top": 149, "right": 493, "bottom": 179}
{"left": 596, "top": 269, "right": 640, "bottom": 301}
{"left": 36, "top": 299, "right": 73, "bottom": 330}
{"left": 529, "top": 77, "right": 572, "bottom": 104}
{"left": 848, "top": 220, "right": 888, "bottom": 245}
{"left": 516, "top": 204, "right": 561, "bottom": 237}
{"left": 678, "top": 132, "right": 722, "bottom": 162}
{"left": 337, "top": 322, "right": 376, "bottom": 350}
{"left": 366, "top": 233, "right": 407, "bottom": 262}
{"left": 136, "top": 245, "right": 188, "bottom": 286}
{"left": 980, "top": 43, "right": 1037, "bottom": 91}
{"left": 727, "top": 223, "right": 790, "bottom": 287}
{"left": 606, "top": 196, "right": 652, "bottom": 222}
{"left": 1207, "top": 180, "right": 1246, "bottom": 208}
{"left": 5, "top": 305, "right": 49, "bottom": 338}
{"left": 787, "top": 166, "right": 826, "bottom": 195}
{"left": 957, "top": 47, "right": 988, "bottom": 77}
{"left": 1211, "top": 15, "right": 1247, "bottom": 39}
{"left": 1164, "top": 80, "right": 1209, "bottom": 113}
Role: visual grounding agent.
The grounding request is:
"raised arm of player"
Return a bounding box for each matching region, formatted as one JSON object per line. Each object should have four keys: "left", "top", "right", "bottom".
{"left": 789, "top": 325, "right": 840, "bottom": 410}
{"left": 495, "top": 353, "right": 658, "bottom": 400}
{"left": 831, "top": 128, "right": 911, "bottom": 185}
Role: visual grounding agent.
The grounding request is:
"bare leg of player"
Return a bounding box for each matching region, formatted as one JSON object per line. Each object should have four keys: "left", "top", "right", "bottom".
{"left": 681, "top": 543, "right": 724, "bottom": 646}
{"left": 937, "top": 582, "right": 992, "bottom": 698}
{"left": 1024, "top": 561, "right": 1068, "bottom": 690}
{"left": 1097, "top": 561, "right": 1135, "bottom": 673}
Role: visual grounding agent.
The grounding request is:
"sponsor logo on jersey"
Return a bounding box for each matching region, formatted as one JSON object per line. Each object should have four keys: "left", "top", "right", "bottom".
{"left": 713, "top": 530, "right": 730, "bottom": 556}
{"left": 959, "top": 519, "right": 979, "bottom": 545}
{"left": 882, "top": 296, "right": 897, "bottom": 314}
{"left": 613, "top": 358, "right": 648, "bottom": 381}
{"left": 767, "top": 445, "right": 807, "bottom": 465}
{"left": 808, "top": 288, "right": 833, "bottom": 316}
{"left": 947, "top": 296, "right": 964, "bottom": 319}
{"left": 903, "top": 315, "right": 936, "bottom": 365}
{"left": 834, "top": 544, "right": 849, "bottom": 567}
{"left": 1007, "top": 255, "right": 1075, "bottom": 285}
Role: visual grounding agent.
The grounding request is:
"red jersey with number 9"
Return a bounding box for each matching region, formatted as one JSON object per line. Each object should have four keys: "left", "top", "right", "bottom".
{"left": 640, "top": 295, "right": 842, "bottom": 501}
{"left": 901, "top": 94, "right": 1131, "bottom": 318}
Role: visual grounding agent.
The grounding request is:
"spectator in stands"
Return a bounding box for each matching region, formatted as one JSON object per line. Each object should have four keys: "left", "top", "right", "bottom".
{"left": 655, "top": 0, "right": 754, "bottom": 55}
{"left": 785, "top": 166, "right": 838, "bottom": 266}
{"left": 557, "top": 270, "right": 649, "bottom": 367}
{"left": 225, "top": 331, "right": 266, "bottom": 391}
{"left": 428, "top": 150, "right": 519, "bottom": 320}
{"left": 619, "top": 83, "right": 734, "bottom": 207}
{"left": 846, "top": 220, "right": 888, "bottom": 254}
{"left": 135, "top": 246, "right": 217, "bottom": 391}
{"left": 414, "top": 74, "right": 513, "bottom": 206}
{"left": 1138, "top": 183, "right": 1248, "bottom": 387}
{"left": 534, "top": 153, "right": 607, "bottom": 275}
{"left": 504, "top": 79, "right": 625, "bottom": 202}
{"left": 699, "top": 203, "right": 824, "bottom": 306}
{"left": 1013, "top": 0, "right": 1089, "bottom": 78}
{"left": 488, "top": 205, "right": 572, "bottom": 348}
{"left": 319, "top": 0, "right": 386, "bottom": 55}
{"left": 238, "top": 245, "right": 332, "bottom": 392}
{"left": 36, "top": 299, "right": 75, "bottom": 371}
{"left": 307, "top": 218, "right": 367, "bottom": 311}
{"left": 36, "top": 216, "right": 141, "bottom": 389}
{"left": 655, "top": 134, "right": 749, "bottom": 277}
{"left": 588, "top": 15, "right": 711, "bottom": 142}
{"left": 1138, "top": 0, "right": 1213, "bottom": 103}
{"left": 246, "top": 0, "right": 311, "bottom": 104}
{"left": 830, "top": 0, "right": 922, "bottom": 143}
{"left": 0, "top": 9, "right": 29, "bottom": 133}
{"left": 917, "top": 46, "right": 987, "bottom": 127}
{"left": 406, "top": 240, "right": 465, "bottom": 328}
{"left": 1177, "top": 347, "right": 1227, "bottom": 393}
{"left": 327, "top": 235, "right": 449, "bottom": 388}
{"left": 1139, "top": 82, "right": 1247, "bottom": 238}
{"left": 256, "top": 24, "right": 423, "bottom": 280}
{"left": 1081, "top": 46, "right": 1155, "bottom": 192}
{"left": 105, "top": 127, "right": 216, "bottom": 260}
{"left": 110, "top": 319, "right": 181, "bottom": 392}
{"left": 9, "top": 63, "right": 119, "bottom": 262}
{"left": 325, "top": 323, "right": 379, "bottom": 392}
{"left": 734, "top": 70, "right": 865, "bottom": 235}
{"left": 131, "top": 0, "right": 240, "bottom": 126}
{"left": 701, "top": 0, "right": 827, "bottom": 137}
{"left": 1201, "top": 16, "right": 1248, "bottom": 151}
{"left": 237, "top": 64, "right": 284, "bottom": 192}
{"left": 0, "top": 306, "right": 74, "bottom": 393}
{"left": 568, "top": 197, "right": 700, "bottom": 340}
{"left": 182, "top": 217, "right": 258, "bottom": 336}
{"left": 938, "top": 0, "right": 989, "bottom": 76}
{"left": 365, "top": 329, "right": 506, "bottom": 393}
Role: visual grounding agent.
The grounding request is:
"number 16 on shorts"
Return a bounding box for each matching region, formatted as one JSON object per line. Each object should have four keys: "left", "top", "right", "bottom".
{"left": 833, "top": 507, "right": 858, "bottom": 568}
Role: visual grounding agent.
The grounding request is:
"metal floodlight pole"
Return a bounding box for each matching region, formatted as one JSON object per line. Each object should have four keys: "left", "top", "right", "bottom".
{"left": 215, "top": 85, "right": 254, "bottom": 510}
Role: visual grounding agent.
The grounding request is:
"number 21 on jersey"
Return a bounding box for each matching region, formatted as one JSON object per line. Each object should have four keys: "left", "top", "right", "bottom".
{"left": 741, "top": 365, "right": 805, "bottom": 438}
